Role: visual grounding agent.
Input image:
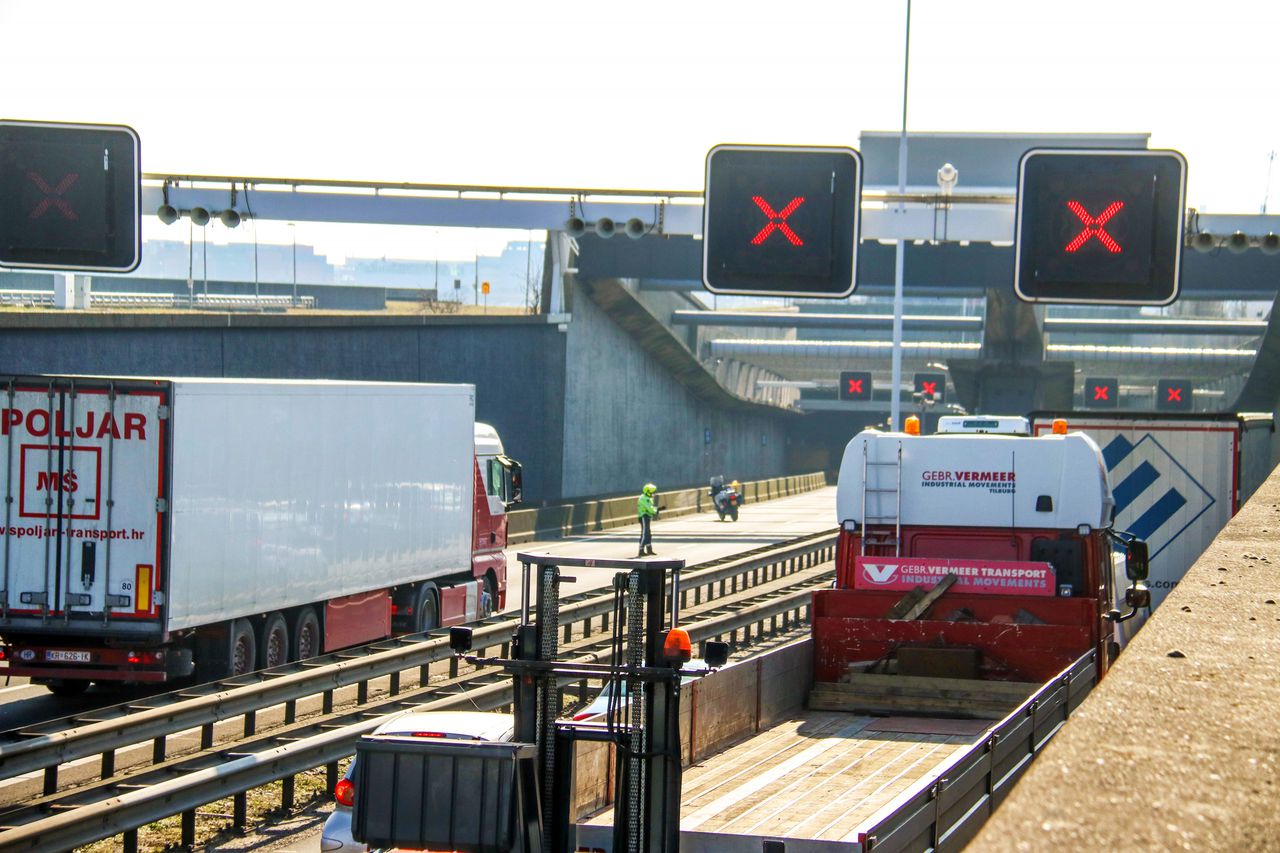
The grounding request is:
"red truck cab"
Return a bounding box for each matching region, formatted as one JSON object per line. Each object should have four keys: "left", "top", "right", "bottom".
{"left": 815, "top": 415, "right": 1150, "bottom": 686}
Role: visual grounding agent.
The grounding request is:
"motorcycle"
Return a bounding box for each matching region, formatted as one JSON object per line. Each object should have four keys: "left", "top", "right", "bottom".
{"left": 709, "top": 476, "right": 740, "bottom": 522}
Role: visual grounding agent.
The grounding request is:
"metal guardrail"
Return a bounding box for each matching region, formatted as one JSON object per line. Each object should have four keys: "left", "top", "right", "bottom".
{"left": 0, "top": 290, "right": 316, "bottom": 310}
{"left": 858, "top": 650, "right": 1099, "bottom": 852}
{"left": 0, "top": 532, "right": 837, "bottom": 789}
{"left": 0, "top": 291, "right": 53, "bottom": 307}
{"left": 0, "top": 536, "right": 837, "bottom": 852}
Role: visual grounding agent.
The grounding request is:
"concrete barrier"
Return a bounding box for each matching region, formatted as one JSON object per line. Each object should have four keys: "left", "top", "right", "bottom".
{"left": 508, "top": 472, "right": 828, "bottom": 545}
{"left": 969, "top": 459, "right": 1280, "bottom": 851}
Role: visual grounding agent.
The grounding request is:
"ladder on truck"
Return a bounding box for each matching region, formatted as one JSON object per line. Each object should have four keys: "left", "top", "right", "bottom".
{"left": 861, "top": 439, "right": 902, "bottom": 556}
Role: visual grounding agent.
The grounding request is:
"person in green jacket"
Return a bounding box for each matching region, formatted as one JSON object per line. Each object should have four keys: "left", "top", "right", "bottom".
{"left": 637, "top": 482, "right": 658, "bottom": 557}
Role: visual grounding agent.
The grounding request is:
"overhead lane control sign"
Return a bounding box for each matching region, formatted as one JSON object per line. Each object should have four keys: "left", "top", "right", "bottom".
{"left": 1013, "top": 148, "right": 1186, "bottom": 305}
{"left": 702, "top": 144, "right": 862, "bottom": 299}
{"left": 0, "top": 120, "right": 141, "bottom": 272}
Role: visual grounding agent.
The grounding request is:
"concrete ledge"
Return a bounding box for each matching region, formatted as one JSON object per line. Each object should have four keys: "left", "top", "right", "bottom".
{"left": 970, "top": 460, "right": 1280, "bottom": 851}
{"left": 507, "top": 472, "right": 828, "bottom": 545}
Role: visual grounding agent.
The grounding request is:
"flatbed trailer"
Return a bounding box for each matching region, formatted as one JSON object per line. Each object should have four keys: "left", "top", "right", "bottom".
{"left": 581, "top": 709, "right": 987, "bottom": 850}
{"left": 571, "top": 638, "right": 1097, "bottom": 853}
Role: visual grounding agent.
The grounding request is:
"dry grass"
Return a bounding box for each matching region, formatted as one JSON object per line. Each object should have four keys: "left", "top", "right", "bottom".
{"left": 76, "top": 759, "right": 348, "bottom": 853}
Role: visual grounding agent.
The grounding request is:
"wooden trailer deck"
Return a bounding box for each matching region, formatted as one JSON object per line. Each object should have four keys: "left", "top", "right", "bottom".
{"left": 580, "top": 709, "right": 993, "bottom": 848}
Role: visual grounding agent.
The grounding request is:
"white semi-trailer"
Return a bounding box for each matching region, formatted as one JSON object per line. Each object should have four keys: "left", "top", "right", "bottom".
{"left": 0, "top": 376, "right": 521, "bottom": 694}
{"left": 1032, "top": 412, "right": 1273, "bottom": 606}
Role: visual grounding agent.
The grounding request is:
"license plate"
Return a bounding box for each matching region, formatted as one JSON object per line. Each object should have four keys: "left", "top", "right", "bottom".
{"left": 45, "top": 650, "right": 90, "bottom": 663}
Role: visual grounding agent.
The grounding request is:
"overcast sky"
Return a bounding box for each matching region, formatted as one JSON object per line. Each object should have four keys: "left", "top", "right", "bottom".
{"left": 2, "top": 0, "right": 1275, "bottom": 260}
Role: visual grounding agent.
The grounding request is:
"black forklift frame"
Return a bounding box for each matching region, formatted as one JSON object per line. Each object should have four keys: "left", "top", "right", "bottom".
{"left": 495, "top": 551, "right": 687, "bottom": 853}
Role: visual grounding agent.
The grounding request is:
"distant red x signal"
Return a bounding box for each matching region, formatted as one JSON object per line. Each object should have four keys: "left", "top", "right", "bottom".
{"left": 1166, "top": 387, "right": 1182, "bottom": 402}
{"left": 1064, "top": 200, "right": 1123, "bottom": 253}
{"left": 750, "top": 196, "right": 805, "bottom": 246}
{"left": 1092, "top": 385, "right": 1110, "bottom": 401}
{"left": 26, "top": 171, "right": 80, "bottom": 221}
{"left": 920, "top": 381, "right": 938, "bottom": 396}
{"left": 847, "top": 378, "right": 864, "bottom": 395}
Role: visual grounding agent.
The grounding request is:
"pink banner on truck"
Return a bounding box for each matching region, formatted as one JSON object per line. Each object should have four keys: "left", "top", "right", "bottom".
{"left": 853, "top": 556, "right": 1057, "bottom": 597}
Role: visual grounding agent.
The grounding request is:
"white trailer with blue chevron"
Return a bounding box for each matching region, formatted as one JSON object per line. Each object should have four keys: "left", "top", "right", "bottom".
{"left": 1031, "top": 412, "right": 1274, "bottom": 607}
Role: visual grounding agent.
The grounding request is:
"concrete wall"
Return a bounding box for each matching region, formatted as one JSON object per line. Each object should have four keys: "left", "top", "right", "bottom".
{"left": 561, "top": 288, "right": 789, "bottom": 498}
{"left": 0, "top": 298, "right": 802, "bottom": 502}
{"left": 0, "top": 316, "right": 568, "bottom": 501}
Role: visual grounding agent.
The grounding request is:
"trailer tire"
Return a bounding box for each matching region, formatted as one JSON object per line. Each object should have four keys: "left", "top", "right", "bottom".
{"left": 259, "top": 612, "right": 289, "bottom": 670}
{"left": 292, "top": 607, "right": 321, "bottom": 662}
{"left": 46, "top": 679, "right": 90, "bottom": 697}
{"left": 229, "top": 618, "right": 257, "bottom": 677}
{"left": 413, "top": 583, "right": 439, "bottom": 633}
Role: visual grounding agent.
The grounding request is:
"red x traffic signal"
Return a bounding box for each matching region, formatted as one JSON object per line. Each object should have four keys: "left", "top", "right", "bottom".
{"left": 0, "top": 120, "right": 141, "bottom": 272}
{"left": 1084, "top": 377, "right": 1119, "bottom": 409}
{"left": 703, "top": 144, "right": 862, "bottom": 298}
{"left": 1014, "top": 148, "right": 1186, "bottom": 305}
{"left": 913, "top": 373, "right": 946, "bottom": 404}
{"left": 1156, "top": 379, "right": 1193, "bottom": 412}
{"left": 838, "top": 371, "right": 873, "bottom": 402}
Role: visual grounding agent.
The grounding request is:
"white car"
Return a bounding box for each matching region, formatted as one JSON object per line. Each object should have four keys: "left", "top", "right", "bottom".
{"left": 571, "top": 660, "right": 711, "bottom": 721}
{"left": 320, "top": 710, "right": 515, "bottom": 852}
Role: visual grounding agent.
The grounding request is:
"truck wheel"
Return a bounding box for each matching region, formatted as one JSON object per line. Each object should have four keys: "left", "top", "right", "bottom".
{"left": 413, "top": 584, "right": 439, "bottom": 633}
{"left": 229, "top": 618, "right": 257, "bottom": 677}
{"left": 46, "top": 679, "right": 90, "bottom": 697}
{"left": 292, "top": 607, "right": 321, "bottom": 661}
{"left": 259, "top": 612, "right": 289, "bottom": 670}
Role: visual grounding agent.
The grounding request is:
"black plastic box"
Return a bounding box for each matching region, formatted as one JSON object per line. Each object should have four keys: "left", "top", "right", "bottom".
{"left": 352, "top": 735, "right": 540, "bottom": 852}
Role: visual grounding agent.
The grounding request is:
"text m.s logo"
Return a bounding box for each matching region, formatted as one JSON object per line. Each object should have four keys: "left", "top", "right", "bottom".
{"left": 35, "top": 470, "right": 78, "bottom": 493}
{"left": 862, "top": 563, "right": 898, "bottom": 584}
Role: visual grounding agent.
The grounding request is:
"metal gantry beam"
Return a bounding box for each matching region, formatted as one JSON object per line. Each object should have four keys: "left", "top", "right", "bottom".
{"left": 143, "top": 173, "right": 1280, "bottom": 246}
{"left": 672, "top": 310, "right": 983, "bottom": 333}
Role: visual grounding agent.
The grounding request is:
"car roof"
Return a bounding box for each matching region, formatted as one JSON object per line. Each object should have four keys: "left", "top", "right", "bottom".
{"left": 372, "top": 710, "right": 514, "bottom": 741}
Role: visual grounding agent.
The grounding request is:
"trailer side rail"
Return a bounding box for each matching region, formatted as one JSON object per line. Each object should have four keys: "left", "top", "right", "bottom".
{"left": 857, "top": 650, "right": 1099, "bottom": 852}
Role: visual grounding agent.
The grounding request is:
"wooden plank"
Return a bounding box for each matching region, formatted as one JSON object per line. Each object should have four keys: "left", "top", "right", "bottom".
{"left": 810, "top": 688, "right": 1021, "bottom": 713}
{"left": 834, "top": 673, "right": 1041, "bottom": 698}
{"left": 808, "top": 691, "right": 1015, "bottom": 720}
{"left": 885, "top": 586, "right": 929, "bottom": 619}
{"left": 895, "top": 573, "right": 958, "bottom": 620}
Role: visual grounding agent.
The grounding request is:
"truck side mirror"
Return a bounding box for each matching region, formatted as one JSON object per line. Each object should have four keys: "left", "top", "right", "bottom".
{"left": 502, "top": 458, "right": 523, "bottom": 508}
{"left": 1125, "top": 540, "right": 1150, "bottom": 583}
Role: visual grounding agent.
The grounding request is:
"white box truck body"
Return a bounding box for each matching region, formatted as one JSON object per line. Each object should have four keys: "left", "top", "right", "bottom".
{"left": 0, "top": 376, "right": 519, "bottom": 691}
{"left": 1032, "top": 413, "right": 1274, "bottom": 607}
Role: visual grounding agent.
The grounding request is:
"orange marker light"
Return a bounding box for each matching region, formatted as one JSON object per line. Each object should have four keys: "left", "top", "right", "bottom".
{"left": 663, "top": 628, "right": 692, "bottom": 664}
{"left": 904, "top": 416, "right": 921, "bottom": 436}
{"left": 1052, "top": 418, "right": 1069, "bottom": 435}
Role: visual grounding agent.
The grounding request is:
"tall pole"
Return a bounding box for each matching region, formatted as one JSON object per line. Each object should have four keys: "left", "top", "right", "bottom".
{"left": 202, "top": 226, "right": 208, "bottom": 299}
{"left": 889, "top": 0, "right": 912, "bottom": 432}
{"left": 291, "top": 223, "right": 298, "bottom": 307}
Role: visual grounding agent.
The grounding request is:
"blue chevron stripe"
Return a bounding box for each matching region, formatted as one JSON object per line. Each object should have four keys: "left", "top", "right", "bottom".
{"left": 1128, "top": 488, "right": 1187, "bottom": 541}
{"left": 1113, "top": 461, "right": 1160, "bottom": 515}
{"left": 1102, "top": 435, "right": 1135, "bottom": 470}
